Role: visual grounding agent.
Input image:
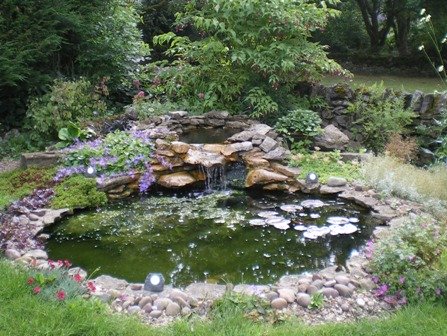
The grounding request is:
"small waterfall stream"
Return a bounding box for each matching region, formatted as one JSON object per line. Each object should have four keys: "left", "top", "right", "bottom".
{"left": 200, "top": 164, "right": 227, "bottom": 191}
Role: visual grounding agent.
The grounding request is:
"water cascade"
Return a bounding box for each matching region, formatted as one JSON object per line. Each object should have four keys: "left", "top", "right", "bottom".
{"left": 200, "top": 164, "right": 227, "bottom": 191}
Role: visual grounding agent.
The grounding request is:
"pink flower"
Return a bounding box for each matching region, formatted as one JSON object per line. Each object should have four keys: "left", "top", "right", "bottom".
{"left": 63, "top": 260, "right": 72, "bottom": 268}
{"left": 27, "top": 277, "right": 35, "bottom": 285}
{"left": 73, "top": 274, "right": 83, "bottom": 283}
{"left": 87, "top": 281, "right": 96, "bottom": 292}
{"left": 56, "top": 290, "right": 66, "bottom": 301}
{"left": 33, "top": 286, "right": 42, "bottom": 295}
{"left": 48, "top": 260, "right": 55, "bottom": 269}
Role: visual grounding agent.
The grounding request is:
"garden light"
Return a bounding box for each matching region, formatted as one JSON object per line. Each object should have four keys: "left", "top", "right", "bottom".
{"left": 144, "top": 273, "right": 165, "bottom": 292}
{"left": 306, "top": 172, "right": 318, "bottom": 185}
{"left": 85, "top": 166, "right": 97, "bottom": 178}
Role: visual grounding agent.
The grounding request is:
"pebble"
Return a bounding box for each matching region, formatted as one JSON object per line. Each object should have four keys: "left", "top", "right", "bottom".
{"left": 297, "top": 284, "right": 308, "bottom": 293}
{"left": 127, "top": 306, "right": 141, "bottom": 314}
{"left": 324, "top": 280, "right": 337, "bottom": 287}
{"left": 296, "top": 293, "right": 311, "bottom": 308}
{"left": 264, "top": 291, "right": 279, "bottom": 302}
{"left": 130, "top": 284, "right": 143, "bottom": 291}
{"left": 356, "top": 298, "right": 366, "bottom": 307}
{"left": 149, "top": 310, "right": 163, "bottom": 318}
{"left": 142, "top": 303, "right": 153, "bottom": 313}
{"left": 334, "top": 275, "right": 350, "bottom": 286}
{"left": 181, "top": 307, "right": 191, "bottom": 316}
{"left": 153, "top": 298, "right": 172, "bottom": 311}
{"left": 322, "top": 288, "right": 340, "bottom": 298}
{"left": 311, "top": 279, "right": 325, "bottom": 289}
{"left": 306, "top": 285, "right": 319, "bottom": 295}
{"left": 138, "top": 296, "right": 152, "bottom": 309}
{"left": 334, "top": 284, "right": 351, "bottom": 297}
{"left": 271, "top": 298, "right": 288, "bottom": 310}
{"left": 165, "top": 302, "right": 181, "bottom": 316}
{"left": 341, "top": 303, "right": 351, "bottom": 312}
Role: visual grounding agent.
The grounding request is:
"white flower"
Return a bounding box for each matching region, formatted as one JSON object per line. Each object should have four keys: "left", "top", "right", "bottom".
{"left": 438, "top": 65, "right": 444, "bottom": 72}
{"left": 418, "top": 45, "right": 425, "bottom": 51}
{"left": 442, "top": 36, "right": 447, "bottom": 44}
{"left": 426, "top": 14, "right": 432, "bottom": 22}
{"left": 420, "top": 8, "right": 426, "bottom": 15}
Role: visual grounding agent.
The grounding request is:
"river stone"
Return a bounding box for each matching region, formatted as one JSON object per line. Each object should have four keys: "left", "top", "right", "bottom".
{"left": 297, "top": 284, "right": 308, "bottom": 293}
{"left": 24, "top": 249, "right": 48, "bottom": 260}
{"left": 311, "top": 279, "right": 325, "bottom": 289}
{"left": 321, "top": 288, "right": 340, "bottom": 298}
{"left": 139, "top": 296, "right": 153, "bottom": 308}
{"left": 334, "top": 284, "right": 351, "bottom": 297}
{"left": 327, "top": 176, "right": 347, "bottom": 187}
{"left": 306, "top": 285, "right": 319, "bottom": 295}
{"left": 165, "top": 302, "right": 181, "bottom": 316}
{"left": 142, "top": 303, "right": 153, "bottom": 313}
{"left": 296, "top": 293, "right": 311, "bottom": 308}
{"left": 169, "top": 290, "right": 189, "bottom": 302}
{"left": 5, "top": 249, "right": 21, "bottom": 260}
{"left": 68, "top": 267, "right": 87, "bottom": 280}
{"left": 359, "top": 278, "right": 376, "bottom": 290}
{"left": 259, "top": 137, "right": 277, "bottom": 153}
{"left": 320, "top": 185, "right": 346, "bottom": 194}
{"left": 314, "top": 125, "right": 349, "bottom": 150}
{"left": 264, "top": 291, "right": 279, "bottom": 302}
{"left": 277, "top": 288, "right": 296, "bottom": 303}
{"left": 127, "top": 306, "right": 141, "bottom": 314}
{"left": 149, "top": 310, "right": 163, "bottom": 318}
{"left": 153, "top": 298, "right": 173, "bottom": 311}
{"left": 185, "top": 283, "right": 226, "bottom": 300}
{"left": 271, "top": 297, "right": 288, "bottom": 310}
{"left": 341, "top": 303, "right": 351, "bottom": 312}
{"left": 157, "top": 172, "right": 196, "bottom": 188}
{"left": 94, "top": 275, "right": 128, "bottom": 291}
{"left": 335, "top": 275, "right": 351, "bottom": 286}
{"left": 245, "top": 169, "right": 288, "bottom": 187}
{"left": 324, "top": 279, "right": 337, "bottom": 287}
{"left": 171, "top": 141, "right": 190, "bottom": 154}
{"left": 181, "top": 307, "right": 191, "bottom": 316}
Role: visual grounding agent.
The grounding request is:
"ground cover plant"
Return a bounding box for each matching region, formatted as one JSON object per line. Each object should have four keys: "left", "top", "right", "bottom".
{"left": 0, "top": 167, "right": 55, "bottom": 210}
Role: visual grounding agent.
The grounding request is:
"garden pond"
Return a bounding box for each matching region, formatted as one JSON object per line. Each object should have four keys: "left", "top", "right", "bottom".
{"left": 46, "top": 189, "right": 378, "bottom": 287}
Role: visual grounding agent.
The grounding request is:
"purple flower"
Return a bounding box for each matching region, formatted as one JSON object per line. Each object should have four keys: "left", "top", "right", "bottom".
{"left": 155, "top": 155, "right": 173, "bottom": 170}
{"left": 371, "top": 275, "right": 380, "bottom": 284}
{"left": 54, "top": 166, "right": 87, "bottom": 182}
{"left": 398, "top": 276, "right": 405, "bottom": 285}
{"left": 375, "top": 284, "right": 389, "bottom": 297}
{"left": 139, "top": 167, "right": 155, "bottom": 193}
{"left": 364, "top": 240, "right": 374, "bottom": 259}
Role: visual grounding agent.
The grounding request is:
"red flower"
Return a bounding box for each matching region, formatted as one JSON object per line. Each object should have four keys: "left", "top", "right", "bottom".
{"left": 27, "top": 277, "right": 35, "bottom": 285}
{"left": 73, "top": 273, "right": 83, "bottom": 283}
{"left": 48, "top": 260, "right": 55, "bottom": 269}
{"left": 57, "top": 260, "right": 64, "bottom": 267}
{"left": 33, "top": 286, "right": 41, "bottom": 295}
{"left": 63, "top": 260, "right": 72, "bottom": 268}
{"left": 87, "top": 281, "right": 96, "bottom": 292}
{"left": 56, "top": 290, "right": 66, "bottom": 301}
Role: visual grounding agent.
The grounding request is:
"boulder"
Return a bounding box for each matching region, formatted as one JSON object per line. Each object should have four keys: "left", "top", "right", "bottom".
{"left": 94, "top": 275, "right": 128, "bottom": 290}
{"left": 245, "top": 169, "right": 288, "bottom": 187}
{"left": 314, "top": 125, "right": 349, "bottom": 150}
{"left": 221, "top": 142, "right": 253, "bottom": 156}
{"left": 271, "top": 297, "right": 288, "bottom": 310}
{"left": 157, "top": 172, "right": 197, "bottom": 188}
{"left": 184, "top": 149, "right": 225, "bottom": 167}
{"left": 327, "top": 176, "right": 347, "bottom": 187}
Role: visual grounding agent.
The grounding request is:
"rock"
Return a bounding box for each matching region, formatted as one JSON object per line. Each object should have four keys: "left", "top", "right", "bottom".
{"left": 221, "top": 142, "right": 253, "bottom": 156}
{"left": 339, "top": 190, "right": 379, "bottom": 208}
{"left": 109, "top": 290, "right": 122, "bottom": 299}
{"left": 153, "top": 298, "right": 173, "bottom": 311}
{"left": 171, "top": 141, "right": 190, "bottom": 154}
{"left": 68, "top": 267, "right": 87, "bottom": 280}
{"left": 245, "top": 169, "right": 288, "bottom": 187}
{"left": 296, "top": 293, "right": 311, "bottom": 308}
{"left": 264, "top": 291, "right": 279, "bottom": 302}
{"left": 359, "top": 279, "right": 376, "bottom": 291}
{"left": 269, "top": 163, "right": 300, "bottom": 177}
{"left": 5, "top": 249, "right": 21, "bottom": 260}
{"left": 185, "top": 283, "right": 226, "bottom": 300}
{"left": 184, "top": 149, "right": 225, "bottom": 168}
{"left": 320, "top": 185, "right": 346, "bottom": 194}
{"left": 169, "top": 290, "right": 190, "bottom": 303}
{"left": 149, "top": 310, "right": 163, "bottom": 318}
{"left": 127, "top": 306, "right": 141, "bottom": 314}
{"left": 130, "top": 284, "right": 143, "bottom": 291}
{"left": 243, "top": 154, "right": 270, "bottom": 168}
{"left": 259, "top": 137, "right": 277, "bottom": 152}
{"left": 327, "top": 177, "right": 347, "bottom": 187}
{"left": 165, "top": 302, "right": 181, "bottom": 316}
{"left": 233, "top": 285, "right": 269, "bottom": 296}
{"left": 277, "top": 288, "right": 296, "bottom": 303}
{"left": 334, "top": 284, "right": 351, "bottom": 297}
{"left": 321, "top": 288, "right": 340, "bottom": 298}
{"left": 306, "top": 285, "right": 319, "bottom": 295}
{"left": 341, "top": 303, "right": 351, "bottom": 312}
{"left": 168, "top": 111, "right": 188, "bottom": 118}
{"left": 262, "top": 147, "right": 288, "bottom": 161}
{"left": 204, "top": 111, "right": 229, "bottom": 119}
{"left": 334, "top": 275, "right": 350, "bottom": 286}
{"left": 24, "top": 249, "right": 48, "bottom": 260}
{"left": 227, "top": 131, "right": 256, "bottom": 142}
{"left": 94, "top": 275, "right": 128, "bottom": 291}
{"left": 297, "top": 284, "right": 309, "bottom": 293}
{"left": 356, "top": 298, "right": 366, "bottom": 307}
{"left": 157, "top": 172, "right": 197, "bottom": 188}
{"left": 155, "top": 139, "right": 170, "bottom": 149}
{"left": 314, "top": 125, "right": 349, "bottom": 150}
{"left": 311, "top": 280, "right": 325, "bottom": 289}
{"left": 247, "top": 124, "right": 272, "bottom": 135}
{"left": 142, "top": 303, "right": 153, "bottom": 313}
{"left": 271, "top": 298, "right": 288, "bottom": 310}
{"left": 181, "top": 307, "right": 191, "bottom": 316}
{"left": 202, "top": 144, "right": 226, "bottom": 153}
{"left": 97, "top": 175, "right": 138, "bottom": 192}
{"left": 21, "top": 151, "right": 64, "bottom": 169}
{"left": 139, "top": 296, "right": 153, "bottom": 308}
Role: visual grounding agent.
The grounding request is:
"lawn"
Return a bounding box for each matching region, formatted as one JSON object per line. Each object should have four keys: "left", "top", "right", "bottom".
{"left": 1, "top": 260, "right": 446, "bottom": 336}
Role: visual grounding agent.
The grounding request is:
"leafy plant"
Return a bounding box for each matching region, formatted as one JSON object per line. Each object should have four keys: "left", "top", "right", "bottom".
{"left": 347, "top": 85, "right": 415, "bottom": 153}
{"left": 309, "top": 292, "right": 324, "bottom": 310}
{"left": 369, "top": 214, "right": 447, "bottom": 303}
{"left": 51, "top": 175, "right": 107, "bottom": 209}
{"left": 152, "top": 0, "right": 345, "bottom": 116}
{"left": 57, "top": 122, "right": 96, "bottom": 148}
{"left": 26, "top": 78, "right": 108, "bottom": 140}
{"left": 384, "top": 133, "right": 418, "bottom": 163}
{"left": 275, "top": 109, "right": 323, "bottom": 149}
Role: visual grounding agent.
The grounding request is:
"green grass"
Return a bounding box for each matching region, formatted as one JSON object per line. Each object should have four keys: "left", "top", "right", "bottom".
{"left": 0, "top": 167, "right": 55, "bottom": 210}
{"left": 289, "top": 151, "right": 361, "bottom": 183}
{"left": 1, "top": 260, "right": 447, "bottom": 336}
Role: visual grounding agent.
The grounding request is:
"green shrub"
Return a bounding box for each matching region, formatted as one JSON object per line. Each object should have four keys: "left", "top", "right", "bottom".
{"left": 0, "top": 167, "right": 56, "bottom": 210}
{"left": 289, "top": 151, "right": 360, "bottom": 183}
{"left": 347, "top": 85, "right": 415, "bottom": 153}
{"left": 275, "top": 109, "right": 323, "bottom": 151}
{"left": 51, "top": 175, "right": 107, "bottom": 209}
{"left": 369, "top": 214, "right": 447, "bottom": 303}
{"left": 152, "top": 0, "right": 345, "bottom": 116}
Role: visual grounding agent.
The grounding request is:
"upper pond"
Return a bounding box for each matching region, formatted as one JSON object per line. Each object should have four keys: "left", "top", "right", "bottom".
{"left": 46, "top": 189, "right": 377, "bottom": 287}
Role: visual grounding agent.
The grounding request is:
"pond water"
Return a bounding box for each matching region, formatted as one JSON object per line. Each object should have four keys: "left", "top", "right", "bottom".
{"left": 322, "top": 73, "right": 446, "bottom": 93}
{"left": 179, "top": 128, "right": 239, "bottom": 144}
{"left": 46, "top": 190, "right": 377, "bottom": 287}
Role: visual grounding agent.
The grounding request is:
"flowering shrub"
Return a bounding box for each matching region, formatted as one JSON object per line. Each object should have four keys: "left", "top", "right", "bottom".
{"left": 56, "top": 130, "right": 160, "bottom": 193}
{"left": 26, "top": 259, "right": 94, "bottom": 302}
{"left": 368, "top": 214, "right": 447, "bottom": 303}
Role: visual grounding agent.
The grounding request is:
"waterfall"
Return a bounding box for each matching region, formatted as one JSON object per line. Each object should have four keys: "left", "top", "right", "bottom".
{"left": 200, "top": 164, "right": 227, "bottom": 191}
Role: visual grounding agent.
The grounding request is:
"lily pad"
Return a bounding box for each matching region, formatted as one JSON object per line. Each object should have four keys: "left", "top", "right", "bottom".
{"left": 327, "top": 216, "right": 350, "bottom": 225}
{"left": 280, "top": 204, "right": 303, "bottom": 213}
{"left": 301, "top": 199, "right": 325, "bottom": 209}
{"left": 293, "top": 225, "right": 307, "bottom": 231}
{"left": 249, "top": 219, "right": 266, "bottom": 226}
{"left": 258, "top": 211, "right": 279, "bottom": 218}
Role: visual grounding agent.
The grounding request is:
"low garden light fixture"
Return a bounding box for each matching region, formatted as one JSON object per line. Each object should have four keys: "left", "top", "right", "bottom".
{"left": 144, "top": 273, "right": 165, "bottom": 292}
{"left": 306, "top": 172, "right": 318, "bottom": 185}
{"left": 85, "top": 166, "right": 97, "bottom": 178}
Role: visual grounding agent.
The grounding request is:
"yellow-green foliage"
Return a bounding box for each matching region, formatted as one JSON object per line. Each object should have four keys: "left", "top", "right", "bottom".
{"left": 289, "top": 151, "right": 361, "bottom": 183}
{"left": 51, "top": 175, "right": 107, "bottom": 210}
{"left": 361, "top": 156, "right": 447, "bottom": 202}
{"left": 0, "top": 167, "right": 55, "bottom": 209}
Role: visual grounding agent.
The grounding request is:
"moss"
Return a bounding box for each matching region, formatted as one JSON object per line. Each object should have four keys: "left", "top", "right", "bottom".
{"left": 51, "top": 175, "right": 107, "bottom": 209}
{"left": 0, "top": 167, "right": 56, "bottom": 209}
